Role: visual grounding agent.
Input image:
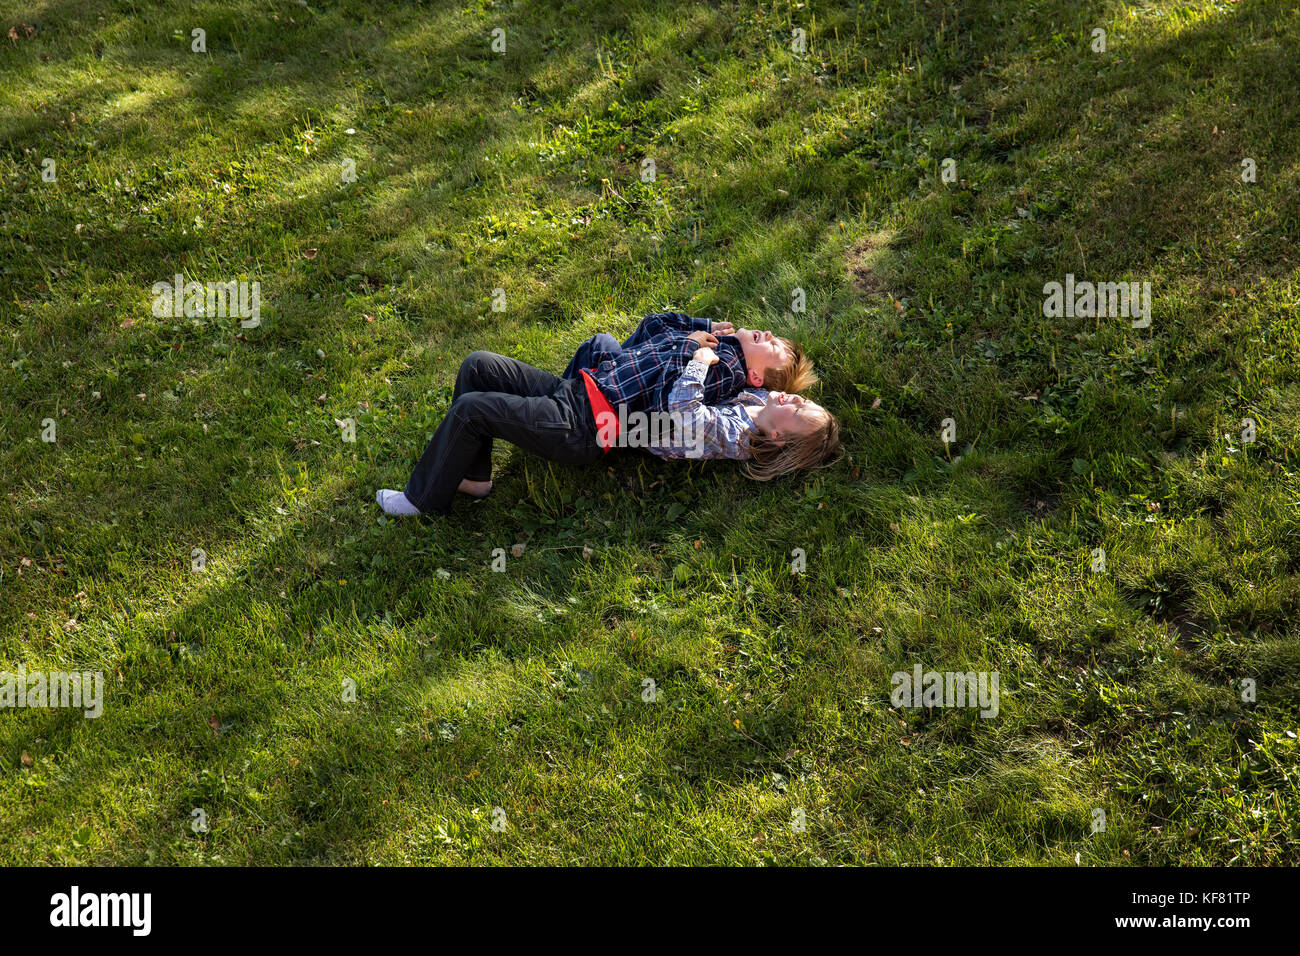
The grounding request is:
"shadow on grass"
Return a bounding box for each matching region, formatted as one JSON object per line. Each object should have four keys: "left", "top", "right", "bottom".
{"left": 3, "top": 0, "right": 1298, "bottom": 862}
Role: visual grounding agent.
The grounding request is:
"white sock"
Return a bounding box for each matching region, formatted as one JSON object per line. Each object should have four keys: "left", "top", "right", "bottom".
{"left": 376, "top": 488, "right": 422, "bottom": 516}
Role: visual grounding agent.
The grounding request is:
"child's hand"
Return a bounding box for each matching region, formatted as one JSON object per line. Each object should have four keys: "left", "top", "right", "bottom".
{"left": 687, "top": 330, "right": 719, "bottom": 348}
{"left": 692, "top": 346, "right": 720, "bottom": 366}
{"left": 709, "top": 320, "right": 735, "bottom": 336}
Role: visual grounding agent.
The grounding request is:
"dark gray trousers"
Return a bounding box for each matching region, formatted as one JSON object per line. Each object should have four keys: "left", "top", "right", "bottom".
{"left": 403, "top": 351, "right": 603, "bottom": 514}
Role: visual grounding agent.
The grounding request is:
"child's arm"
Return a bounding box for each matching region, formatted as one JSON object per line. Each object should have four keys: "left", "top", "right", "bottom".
{"left": 681, "top": 331, "right": 747, "bottom": 400}
{"left": 656, "top": 350, "right": 753, "bottom": 461}
{"left": 624, "top": 311, "right": 724, "bottom": 346}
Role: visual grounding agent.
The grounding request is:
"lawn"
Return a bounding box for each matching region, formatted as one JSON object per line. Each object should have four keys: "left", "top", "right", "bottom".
{"left": 1, "top": 0, "right": 1297, "bottom": 865}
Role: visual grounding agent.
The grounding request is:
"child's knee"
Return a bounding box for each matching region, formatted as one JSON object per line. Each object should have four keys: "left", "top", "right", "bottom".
{"left": 462, "top": 350, "right": 495, "bottom": 371}
{"left": 457, "top": 351, "right": 494, "bottom": 387}
{"left": 452, "top": 391, "right": 489, "bottom": 416}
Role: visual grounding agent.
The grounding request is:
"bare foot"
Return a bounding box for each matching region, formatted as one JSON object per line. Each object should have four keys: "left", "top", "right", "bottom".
{"left": 458, "top": 478, "right": 493, "bottom": 498}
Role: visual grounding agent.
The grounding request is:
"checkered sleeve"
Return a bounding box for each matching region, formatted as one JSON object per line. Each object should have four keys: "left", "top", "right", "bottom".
{"left": 652, "top": 360, "right": 754, "bottom": 460}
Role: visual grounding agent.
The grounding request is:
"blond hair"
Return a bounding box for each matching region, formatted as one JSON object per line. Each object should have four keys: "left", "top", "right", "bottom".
{"left": 760, "top": 337, "right": 818, "bottom": 393}
{"left": 741, "top": 405, "right": 842, "bottom": 481}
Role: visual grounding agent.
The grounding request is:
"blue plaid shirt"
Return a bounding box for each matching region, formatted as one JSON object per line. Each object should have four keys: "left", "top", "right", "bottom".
{"left": 649, "top": 359, "right": 767, "bottom": 460}
{"left": 585, "top": 312, "right": 750, "bottom": 415}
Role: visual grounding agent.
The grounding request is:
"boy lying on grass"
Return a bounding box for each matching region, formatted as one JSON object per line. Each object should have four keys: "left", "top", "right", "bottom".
{"left": 560, "top": 310, "right": 811, "bottom": 394}
{"left": 376, "top": 312, "right": 841, "bottom": 516}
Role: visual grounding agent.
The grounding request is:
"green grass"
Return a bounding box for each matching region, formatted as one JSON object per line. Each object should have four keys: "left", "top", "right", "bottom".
{"left": 1, "top": 0, "right": 1297, "bottom": 865}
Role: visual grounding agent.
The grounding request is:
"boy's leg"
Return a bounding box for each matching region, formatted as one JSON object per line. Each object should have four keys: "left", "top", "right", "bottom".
{"left": 562, "top": 333, "right": 622, "bottom": 379}
{"left": 449, "top": 352, "right": 563, "bottom": 480}
{"left": 455, "top": 351, "right": 561, "bottom": 400}
{"left": 403, "top": 387, "right": 600, "bottom": 514}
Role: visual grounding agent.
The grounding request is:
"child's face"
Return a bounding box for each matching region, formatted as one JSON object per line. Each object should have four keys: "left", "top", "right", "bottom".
{"left": 753, "top": 391, "right": 824, "bottom": 443}
{"left": 735, "top": 328, "right": 792, "bottom": 387}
